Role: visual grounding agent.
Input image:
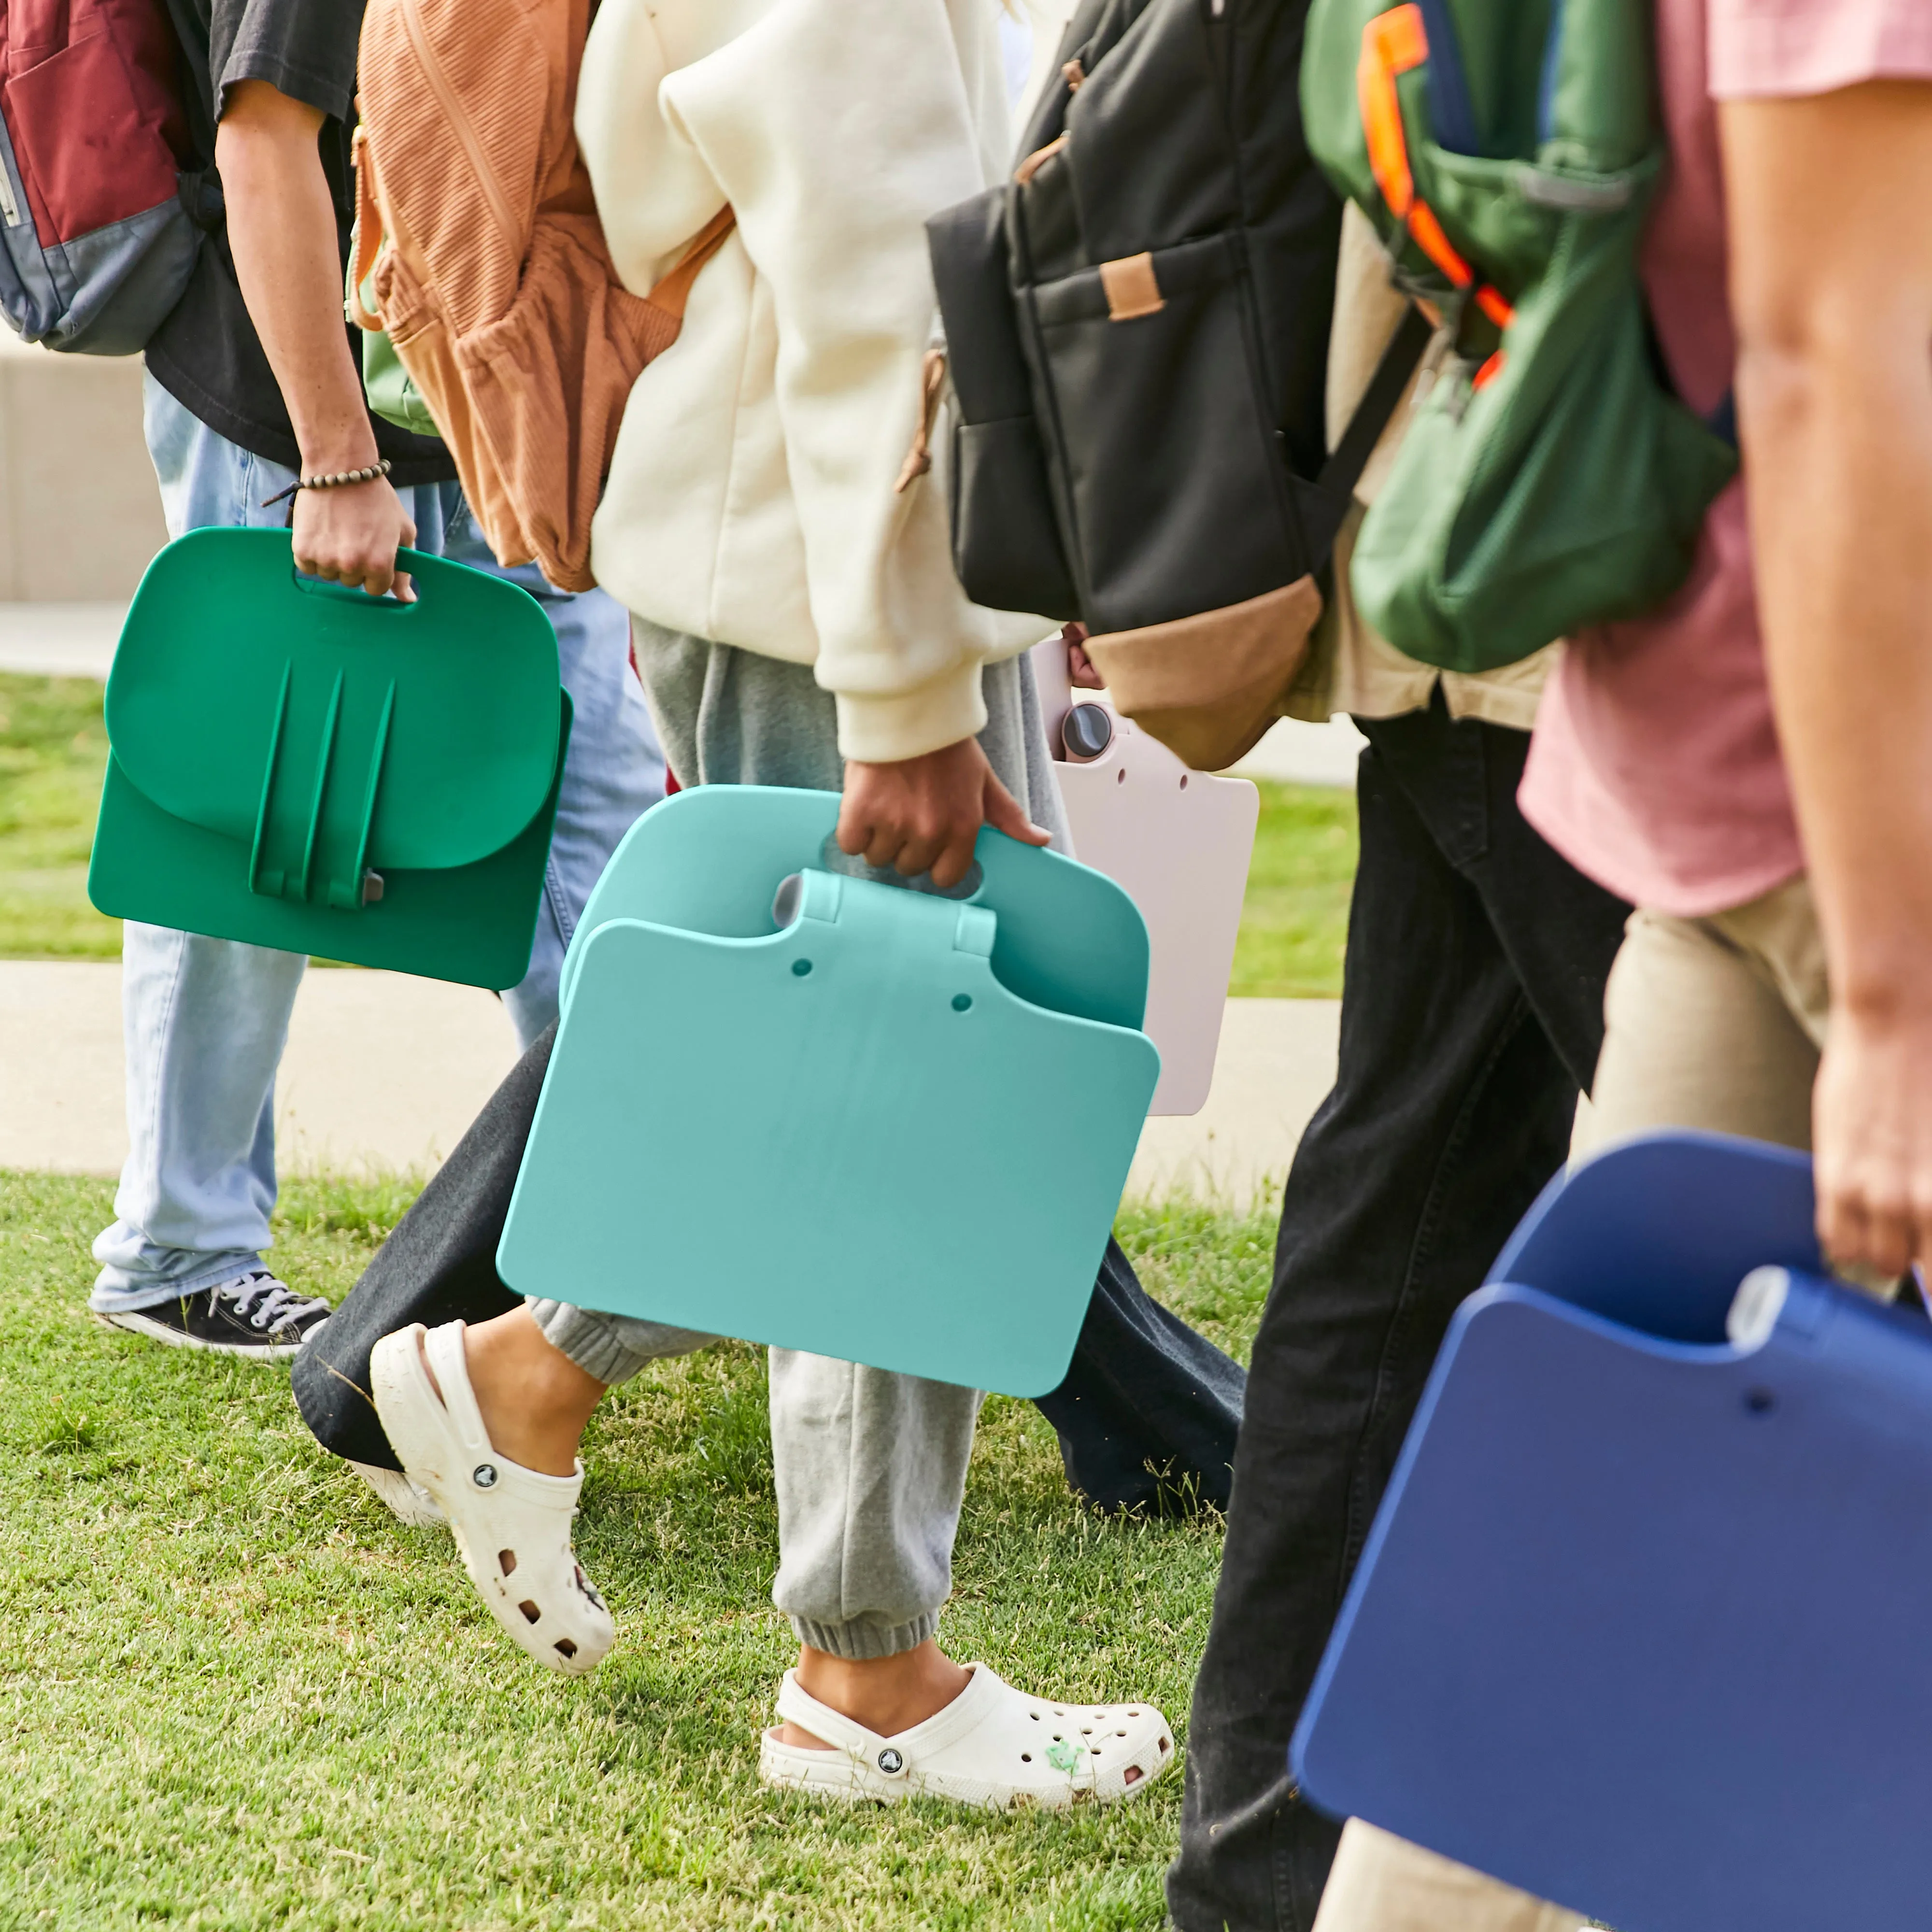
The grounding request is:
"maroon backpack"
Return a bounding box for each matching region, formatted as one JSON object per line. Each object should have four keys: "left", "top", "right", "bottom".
{"left": 0, "top": 0, "right": 208, "bottom": 352}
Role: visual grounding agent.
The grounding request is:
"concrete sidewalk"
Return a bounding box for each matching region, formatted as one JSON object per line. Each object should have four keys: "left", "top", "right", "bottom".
{"left": 0, "top": 960, "right": 1336, "bottom": 1207}
{"left": 0, "top": 961, "right": 522, "bottom": 1179}
{"left": 0, "top": 602, "right": 129, "bottom": 678}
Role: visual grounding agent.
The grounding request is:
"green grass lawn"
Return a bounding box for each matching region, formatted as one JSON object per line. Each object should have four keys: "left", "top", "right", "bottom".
{"left": 0, "top": 673, "right": 1357, "bottom": 994}
{"left": 0, "top": 676, "right": 116, "bottom": 960}
{"left": 0, "top": 1173, "right": 1274, "bottom": 1930}
{"left": 1228, "top": 782, "right": 1357, "bottom": 1000}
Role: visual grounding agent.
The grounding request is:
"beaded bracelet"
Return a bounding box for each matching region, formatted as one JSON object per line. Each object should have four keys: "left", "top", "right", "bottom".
{"left": 261, "top": 457, "right": 393, "bottom": 509}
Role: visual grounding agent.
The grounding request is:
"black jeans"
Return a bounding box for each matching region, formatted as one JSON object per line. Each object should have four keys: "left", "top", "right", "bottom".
{"left": 294, "top": 1034, "right": 1246, "bottom": 1517}
{"left": 1166, "top": 694, "right": 1630, "bottom": 1932}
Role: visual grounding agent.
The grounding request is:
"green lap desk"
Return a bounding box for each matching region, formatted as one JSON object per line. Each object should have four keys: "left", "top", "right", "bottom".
{"left": 88, "top": 528, "right": 569, "bottom": 989}
{"left": 498, "top": 786, "right": 1161, "bottom": 1396}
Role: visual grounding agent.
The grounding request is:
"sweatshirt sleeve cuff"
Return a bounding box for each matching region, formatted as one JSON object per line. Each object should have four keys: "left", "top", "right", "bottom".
{"left": 832, "top": 663, "right": 988, "bottom": 764}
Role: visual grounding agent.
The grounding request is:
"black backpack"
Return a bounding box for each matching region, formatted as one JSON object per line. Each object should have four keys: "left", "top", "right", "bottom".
{"left": 926, "top": 0, "right": 1427, "bottom": 769}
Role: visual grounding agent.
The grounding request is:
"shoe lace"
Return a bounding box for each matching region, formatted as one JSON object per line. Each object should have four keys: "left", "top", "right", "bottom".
{"left": 219, "top": 1270, "right": 330, "bottom": 1332}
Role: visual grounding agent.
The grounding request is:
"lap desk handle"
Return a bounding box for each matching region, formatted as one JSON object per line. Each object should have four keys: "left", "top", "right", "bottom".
{"left": 1292, "top": 1131, "right": 1932, "bottom": 1932}
{"left": 497, "top": 786, "right": 1161, "bottom": 1397}
{"left": 87, "top": 528, "right": 568, "bottom": 989}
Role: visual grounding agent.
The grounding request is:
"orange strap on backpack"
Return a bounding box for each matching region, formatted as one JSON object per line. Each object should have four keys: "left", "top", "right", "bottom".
{"left": 643, "top": 205, "right": 738, "bottom": 326}
{"left": 1358, "top": 4, "right": 1512, "bottom": 386}
{"left": 349, "top": 127, "right": 385, "bottom": 332}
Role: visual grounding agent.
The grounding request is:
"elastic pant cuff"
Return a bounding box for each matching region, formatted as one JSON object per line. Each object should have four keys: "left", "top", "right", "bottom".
{"left": 788, "top": 1610, "right": 941, "bottom": 1662}
{"left": 526, "top": 1297, "right": 712, "bottom": 1386}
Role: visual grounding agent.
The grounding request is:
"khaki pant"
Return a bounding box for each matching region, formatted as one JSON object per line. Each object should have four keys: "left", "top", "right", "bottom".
{"left": 1582, "top": 875, "right": 1827, "bottom": 1156}
{"left": 1314, "top": 875, "right": 1826, "bottom": 1932}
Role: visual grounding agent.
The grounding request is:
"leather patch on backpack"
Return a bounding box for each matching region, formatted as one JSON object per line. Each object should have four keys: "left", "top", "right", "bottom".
{"left": 1100, "top": 254, "right": 1163, "bottom": 322}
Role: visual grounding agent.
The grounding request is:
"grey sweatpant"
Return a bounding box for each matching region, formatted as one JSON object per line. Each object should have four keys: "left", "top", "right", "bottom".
{"left": 531, "top": 621, "right": 1070, "bottom": 1661}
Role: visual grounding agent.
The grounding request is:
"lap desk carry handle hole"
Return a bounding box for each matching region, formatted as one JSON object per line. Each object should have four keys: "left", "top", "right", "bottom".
{"left": 813, "top": 831, "right": 985, "bottom": 903}
{"left": 555, "top": 788, "right": 1147, "bottom": 1033}
{"left": 289, "top": 546, "right": 437, "bottom": 613}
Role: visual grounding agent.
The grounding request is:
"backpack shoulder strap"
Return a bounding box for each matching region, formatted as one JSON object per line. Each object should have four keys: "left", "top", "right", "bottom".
{"left": 644, "top": 205, "right": 739, "bottom": 325}
{"left": 1316, "top": 302, "right": 1434, "bottom": 505}
{"left": 348, "top": 127, "right": 386, "bottom": 330}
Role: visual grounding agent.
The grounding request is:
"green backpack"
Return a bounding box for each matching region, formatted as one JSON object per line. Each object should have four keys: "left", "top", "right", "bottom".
{"left": 355, "top": 265, "right": 442, "bottom": 440}
{"left": 1301, "top": 0, "right": 1737, "bottom": 672}
{"left": 362, "top": 325, "right": 441, "bottom": 440}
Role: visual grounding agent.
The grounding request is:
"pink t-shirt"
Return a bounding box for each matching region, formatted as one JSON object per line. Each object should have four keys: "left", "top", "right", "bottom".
{"left": 1518, "top": 0, "right": 1932, "bottom": 918}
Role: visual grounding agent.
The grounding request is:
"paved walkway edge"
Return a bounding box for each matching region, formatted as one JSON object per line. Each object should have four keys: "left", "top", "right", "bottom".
{"left": 1, "top": 961, "right": 1338, "bottom": 1209}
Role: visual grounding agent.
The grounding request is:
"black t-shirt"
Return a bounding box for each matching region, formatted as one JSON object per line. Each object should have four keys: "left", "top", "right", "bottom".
{"left": 144, "top": 0, "right": 455, "bottom": 484}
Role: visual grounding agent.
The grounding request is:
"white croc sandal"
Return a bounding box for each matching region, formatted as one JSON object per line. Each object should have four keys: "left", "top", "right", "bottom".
{"left": 347, "top": 1458, "right": 445, "bottom": 1530}
{"left": 758, "top": 1662, "right": 1175, "bottom": 1810}
{"left": 369, "top": 1321, "right": 614, "bottom": 1676}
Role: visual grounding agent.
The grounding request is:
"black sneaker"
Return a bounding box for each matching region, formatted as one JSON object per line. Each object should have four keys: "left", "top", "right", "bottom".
{"left": 96, "top": 1270, "right": 332, "bottom": 1361}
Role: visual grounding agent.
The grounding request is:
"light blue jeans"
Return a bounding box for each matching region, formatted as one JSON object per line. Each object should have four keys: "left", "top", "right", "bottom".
{"left": 90, "top": 378, "right": 666, "bottom": 1313}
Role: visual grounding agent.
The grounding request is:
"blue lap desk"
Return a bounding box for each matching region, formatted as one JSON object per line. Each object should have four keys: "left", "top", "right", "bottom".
{"left": 88, "top": 528, "right": 568, "bottom": 989}
{"left": 497, "top": 785, "right": 1161, "bottom": 1397}
{"left": 1293, "top": 1131, "right": 1932, "bottom": 1932}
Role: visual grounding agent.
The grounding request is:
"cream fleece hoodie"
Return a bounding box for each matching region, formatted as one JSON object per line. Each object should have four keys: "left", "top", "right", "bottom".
{"left": 577, "top": 0, "right": 1046, "bottom": 763}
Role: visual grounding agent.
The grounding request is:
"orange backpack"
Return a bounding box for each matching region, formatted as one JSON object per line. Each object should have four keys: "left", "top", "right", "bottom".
{"left": 349, "top": 0, "right": 732, "bottom": 592}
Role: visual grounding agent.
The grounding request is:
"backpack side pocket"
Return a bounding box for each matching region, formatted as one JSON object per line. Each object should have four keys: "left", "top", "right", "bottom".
{"left": 926, "top": 189, "right": 1080, "bottom": 621}
{"left": 1022, "top": 231, "right": 1306, "bottom": 634}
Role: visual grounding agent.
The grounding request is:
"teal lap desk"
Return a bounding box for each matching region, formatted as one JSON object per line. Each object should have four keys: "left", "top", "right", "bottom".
{"left": 498, "top": 786, "right": 1162, "bottom": 1397}
{"left": 88, "top": 528, "right": 569, "bottom": 989}
{"left": 1294, "top": 1132, "right": 1932, "bottom": 1932}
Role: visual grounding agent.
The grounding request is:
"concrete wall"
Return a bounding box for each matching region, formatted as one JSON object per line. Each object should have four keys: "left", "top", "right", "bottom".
{"left": 0, "top": 337, "right": 168, "bottom": 601}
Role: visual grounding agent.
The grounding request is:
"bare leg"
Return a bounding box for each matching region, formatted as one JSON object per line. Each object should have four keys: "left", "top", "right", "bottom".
{"left": 776, "top": 1639, "right": 973, "bottom": 1749}
{"left": 422, "top": 1306, "right": 606, "bottom": 1477}
{"left": 439, "top": 1310, "right": 975, "bottom": 1748}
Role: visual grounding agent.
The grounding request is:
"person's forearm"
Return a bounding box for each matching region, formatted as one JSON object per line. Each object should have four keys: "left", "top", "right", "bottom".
{"left": 1742, "top": 304, "right": 1932, "bottom": 1012}
{"left": 1725, "top": 86, "right": 1932, "bottom": 1019}
{"left": 212, "top": 79, "right": 415, "bottom": 596}
{"left": 214, "top": 80, "right": 376, "bottom": 477}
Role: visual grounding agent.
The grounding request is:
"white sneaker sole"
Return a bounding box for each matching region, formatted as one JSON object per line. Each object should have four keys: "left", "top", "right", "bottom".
{"left": 92, "top": 1308, "right": 326, "bottom": 1362}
